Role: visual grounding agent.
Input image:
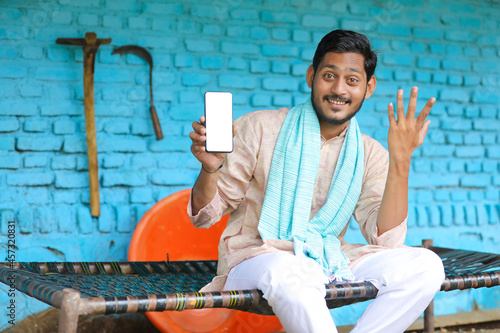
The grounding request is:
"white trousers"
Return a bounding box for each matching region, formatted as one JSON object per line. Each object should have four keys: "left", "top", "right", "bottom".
{"left": 223, "top": 248, "right": 445, "bottom": 333}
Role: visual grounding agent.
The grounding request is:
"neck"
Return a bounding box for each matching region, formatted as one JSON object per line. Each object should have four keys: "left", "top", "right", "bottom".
{"left": 320, "top": 121, "right": 349, "bottom": 140}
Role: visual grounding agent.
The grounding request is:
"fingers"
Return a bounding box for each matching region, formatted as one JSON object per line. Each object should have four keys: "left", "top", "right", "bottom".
{"left": 407, "top": 86, "right": 418, "bottom": 120}
{"left": 387, "top": 102, "right": 396, "bottom": 126}
{"left": 190, "top": 143, "right": 206, "bottom": 154}
{"left": 233, "top": 124, "right": 239, "bottom": 137}
{"left": 190, "top": 122, "right": 205, "bottom": 140}
{"left": 396, "top": 89, "right": 405, "bottom": 121}
{"left": 192, "top": 117, "right": 206, "bottom": 135}
{"left": 189, "top": 130, "right": 205, "bottom": 143}
{"left": 190, "top": 117, "right": 207, "bottom": 154}
{"left": 393, "top": 87, "right": 435, "bottom": 125}
{"left": 189, "top": 130, "right": 206, "bottom": 152}
{"left": 416, "top": 97, "right": 436, "bottom": 126}
{"left": 418, "top": 120, "right": 431, "bottom": 146}
{"left": 191, "top": 116, "right": 207, "bottom": 140}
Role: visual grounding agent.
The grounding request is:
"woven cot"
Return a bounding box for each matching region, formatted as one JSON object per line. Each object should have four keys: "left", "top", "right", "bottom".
{"left": 1, "top": 242, "right": 499, "bottom": 333}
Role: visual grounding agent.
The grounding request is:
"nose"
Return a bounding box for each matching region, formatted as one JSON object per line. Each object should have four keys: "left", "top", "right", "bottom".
{"left": 331, "top": 78, "right": 348, "bottom": 96}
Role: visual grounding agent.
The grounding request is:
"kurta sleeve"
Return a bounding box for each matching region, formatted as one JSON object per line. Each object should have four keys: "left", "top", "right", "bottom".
{"left": 188, "top": 113, "right": 261, "bottom": 228}
{"left": 188, "top": 189, "right": 224, "bottom": 228}
{"left": 353, "top": 136, "right": 407, "bottom": 248}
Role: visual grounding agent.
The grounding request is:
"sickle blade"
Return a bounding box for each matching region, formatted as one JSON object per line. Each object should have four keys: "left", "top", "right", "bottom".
{"left": 112, "top": 45, "right": 152, "bottom": 67}
{"left": 112, "top": 45, "right": 163, "bottom": 140}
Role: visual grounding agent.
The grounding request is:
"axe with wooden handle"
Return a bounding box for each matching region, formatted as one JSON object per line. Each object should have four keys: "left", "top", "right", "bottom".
{"left": 56, "top": 32, "right": 111, "bottom": 217}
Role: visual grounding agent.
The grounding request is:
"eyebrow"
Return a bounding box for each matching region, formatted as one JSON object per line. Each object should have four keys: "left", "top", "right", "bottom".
{"left": 323, "top": 64, "right": 363, "bottom": 75}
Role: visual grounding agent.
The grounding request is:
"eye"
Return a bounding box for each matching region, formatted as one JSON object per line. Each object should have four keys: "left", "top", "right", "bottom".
{"left": 348, "top": 77, "right": 359, "bottom": 84}
{"left": 324, "top": 73, "right": 335, "bottom": 80}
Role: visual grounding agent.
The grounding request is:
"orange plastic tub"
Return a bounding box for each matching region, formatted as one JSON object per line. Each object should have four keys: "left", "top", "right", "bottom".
{"left": 128, "top": 189, "right": 283, "bottom": 333}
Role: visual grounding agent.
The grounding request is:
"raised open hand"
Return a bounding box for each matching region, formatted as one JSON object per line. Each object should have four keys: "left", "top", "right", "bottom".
{"left": 387, "top": 87, "right": 435, "bottom": 164}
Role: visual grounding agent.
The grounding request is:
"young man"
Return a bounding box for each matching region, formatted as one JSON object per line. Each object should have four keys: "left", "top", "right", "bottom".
{"left": 188, "top": 30, "right": 445, "bottom": 333}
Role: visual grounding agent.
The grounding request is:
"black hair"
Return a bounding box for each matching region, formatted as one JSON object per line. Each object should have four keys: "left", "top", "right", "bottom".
{"left": 312, "top": 29, "right": 377, "bottom": 82}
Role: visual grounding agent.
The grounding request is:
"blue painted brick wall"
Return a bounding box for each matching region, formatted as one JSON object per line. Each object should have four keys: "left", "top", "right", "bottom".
{"left": 0, "top": 0, "right": 499, "bottom": 328}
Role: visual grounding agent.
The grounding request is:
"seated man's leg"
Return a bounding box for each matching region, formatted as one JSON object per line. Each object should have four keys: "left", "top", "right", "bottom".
{"left": 350, "top": 247, "right": 445, "bottom": 333}
{"left": 224, "top": 252, "right": 336, "bottom": 333}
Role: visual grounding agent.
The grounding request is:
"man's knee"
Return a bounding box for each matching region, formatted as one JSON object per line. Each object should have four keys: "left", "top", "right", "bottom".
{"left": 390, "top": 248, "right": 444, "bottom": 295}
{"left": 378, "top": 248, "right": 444, "bottom": 292}
{"left": 416, "top": 248, "right": 445, "bottom": 291}
{"left": 258, "top": 254, "right": 327, "bottom": 306}
{"left": 264, "top": 278, "right": 327, "bottom": 311}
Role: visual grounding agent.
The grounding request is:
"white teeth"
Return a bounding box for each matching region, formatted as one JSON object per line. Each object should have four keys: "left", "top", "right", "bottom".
{"left": 327, "top": 98, "right": 347, "bottom": 105}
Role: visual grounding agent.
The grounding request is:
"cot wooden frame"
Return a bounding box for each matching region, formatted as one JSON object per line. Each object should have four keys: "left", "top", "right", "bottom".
{"left": 1, "top": 240, "right": 499, "bottom": 333}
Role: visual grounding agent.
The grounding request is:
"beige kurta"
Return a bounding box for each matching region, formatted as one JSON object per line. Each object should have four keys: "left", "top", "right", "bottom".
{"left": 189, "top": 108, "right": 407, "bottom": 292}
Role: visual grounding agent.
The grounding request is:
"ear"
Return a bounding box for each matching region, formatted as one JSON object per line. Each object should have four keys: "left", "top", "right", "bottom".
{"left": 306, "top": 65, "right": 315, "bottom": 89}
{"left": 364, "top": 75, "right": 377, "bottom": 99}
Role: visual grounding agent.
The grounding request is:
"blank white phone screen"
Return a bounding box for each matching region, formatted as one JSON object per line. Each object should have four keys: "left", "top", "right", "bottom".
{"left": 204, "top": 92, "right": 233, "bottom": 153}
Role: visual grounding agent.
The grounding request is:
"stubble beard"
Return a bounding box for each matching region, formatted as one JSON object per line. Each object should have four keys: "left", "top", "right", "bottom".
{"left": 311, "top": 88, "right": 367, "bottom": 126}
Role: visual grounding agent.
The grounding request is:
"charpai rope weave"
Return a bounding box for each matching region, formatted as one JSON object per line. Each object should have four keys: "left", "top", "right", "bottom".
{"left": 0, "top": 247, "right": 499, "bottom": 316}
{"left": 433, "top": 247, "right": 500, "bottom": 291}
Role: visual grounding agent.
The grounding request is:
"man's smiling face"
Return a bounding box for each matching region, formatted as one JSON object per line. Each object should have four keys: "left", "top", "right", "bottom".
{"left": 306, "top": 52, "right": 376, "bottom": 129}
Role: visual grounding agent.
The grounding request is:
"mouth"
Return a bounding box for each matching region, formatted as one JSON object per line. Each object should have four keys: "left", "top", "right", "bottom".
{"left": 326, "top": 97, "right": 350, "bottom": 106}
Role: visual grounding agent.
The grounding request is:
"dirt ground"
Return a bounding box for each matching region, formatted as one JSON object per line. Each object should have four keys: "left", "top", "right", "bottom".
{"left": 2, "top": 308, "right": 500, "bottom": 333}
{"left": 415, "top": 321, "right": 500, "bottom": 333}
{"left": 411, "top": 322, "right": 500, "bottom": 333}
{"left": 1, "top": 310, "right": 160, "bottom": 333}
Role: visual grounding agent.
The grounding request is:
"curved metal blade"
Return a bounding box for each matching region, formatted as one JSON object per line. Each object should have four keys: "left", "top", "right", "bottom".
{"left": 111, "top": 45, "right": 163, "bottom": 140}
{"left": 111, "top": 45, "right": 152, "bottom": 67}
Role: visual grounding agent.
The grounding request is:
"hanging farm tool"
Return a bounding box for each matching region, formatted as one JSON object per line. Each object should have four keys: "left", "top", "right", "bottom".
{"left": 111, "top": 45, "right": 163, "bottom": 140}
{"left": 56, "top": 32, "right": 111, "bottom": 218}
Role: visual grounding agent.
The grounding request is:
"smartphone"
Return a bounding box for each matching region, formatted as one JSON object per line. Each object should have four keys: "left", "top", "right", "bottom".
{"left": 204, "top": 91, "right": 233, "bottom": 153}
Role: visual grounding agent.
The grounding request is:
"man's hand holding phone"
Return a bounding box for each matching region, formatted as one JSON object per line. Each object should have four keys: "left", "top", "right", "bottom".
{"left": 190, "top": 116, "right": 230, "bottom": 173}
{"left": 189, "top": 92, "right": 238, "bottom": 174}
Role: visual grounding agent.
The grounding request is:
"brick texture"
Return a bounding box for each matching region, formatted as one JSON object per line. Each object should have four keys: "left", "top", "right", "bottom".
{"left": 0, "top": 0, "right": 499, "bottom": 328}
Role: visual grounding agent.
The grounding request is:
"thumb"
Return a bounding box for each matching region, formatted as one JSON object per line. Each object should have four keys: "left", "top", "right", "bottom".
{"left": 418, "top": 120, "right": 431, "bottom": 145}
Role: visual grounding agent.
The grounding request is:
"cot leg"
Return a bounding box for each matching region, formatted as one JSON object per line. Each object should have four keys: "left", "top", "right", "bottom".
{"left": 58, "top": 288, "right": 81, "bottom": 333}
{"left": 424, "top": 299, "right": 435, "bottom": 333}
{"left": 422, "top": 239, "right": 435, "bottom": 333}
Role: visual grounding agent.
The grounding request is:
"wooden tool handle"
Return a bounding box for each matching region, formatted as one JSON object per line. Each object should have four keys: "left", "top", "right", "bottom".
{"left": 83, "top": 49, "right": 100, "bottom": 217}
{"left": 150, "top": 105, "right": 163, "bottom": 140}
{"left": 86, "top": 122, "right": 100, "bottom": 217}
{"left": 56, "top": 32, "right": 109, "bottom": 218}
